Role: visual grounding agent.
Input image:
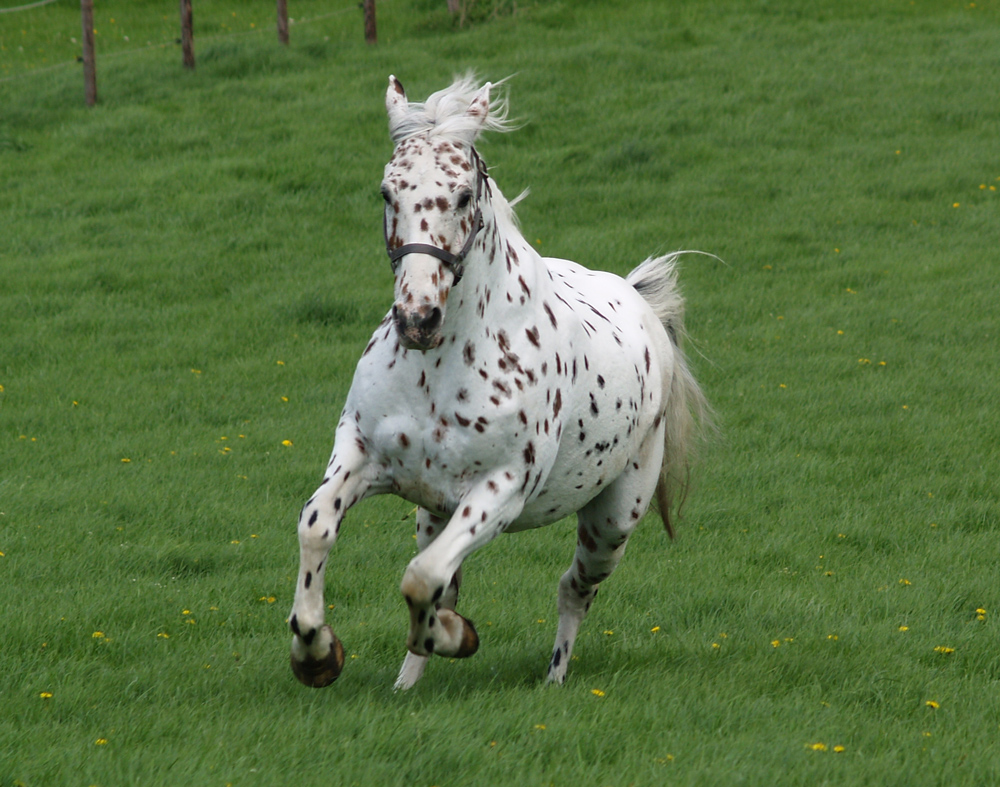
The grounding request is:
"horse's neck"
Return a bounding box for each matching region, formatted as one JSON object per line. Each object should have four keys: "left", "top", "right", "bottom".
{"left": 446, "top": 203, "right": 543, "bottom": 339}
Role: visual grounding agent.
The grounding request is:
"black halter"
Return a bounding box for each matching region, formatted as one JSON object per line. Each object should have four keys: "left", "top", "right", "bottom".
{"left": 385, "top": 148, "right": 489, "bottom": 287}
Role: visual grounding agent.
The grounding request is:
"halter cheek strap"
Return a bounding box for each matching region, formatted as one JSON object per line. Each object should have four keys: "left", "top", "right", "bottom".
{"left": 385, "top": 149, "right": 489, "bottom": 287}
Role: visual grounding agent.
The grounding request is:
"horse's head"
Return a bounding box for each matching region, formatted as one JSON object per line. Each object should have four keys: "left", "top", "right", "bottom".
{"left": 381, "top": 75, "right": 497, "bottom": 351}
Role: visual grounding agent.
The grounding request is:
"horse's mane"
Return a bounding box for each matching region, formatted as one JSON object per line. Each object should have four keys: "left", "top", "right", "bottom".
{"left": 388, "top": 73, "right": 516, "bottom": 145}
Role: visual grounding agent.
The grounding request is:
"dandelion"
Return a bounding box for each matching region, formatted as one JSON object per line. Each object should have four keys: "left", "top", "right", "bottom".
{"left": 95, "top": 738, "right": 108, "bottom": 746}
{"left": 898, "top": 626, "right": 909, "bottom": 632}
{"left": 276, "top": 360, "right": 285, "bottom": 366}
{"left": 591, "top": 689, "right": 605, "bottom": 697}
{"left": 925, "top": 700, "right": 940, "bottom": 709}
{"left": 282, "top": 439, "right": 294, "bottom": 447}
{"left": 92, "top": 631, "right": 105, "bottom": 639}
{"left": 121, "top": 458, "right": 131, "bottom": 463}
{"left": 899, "top": 578, "right": 911, "bottom": 586}
{"left": 933, "top": 646, "right": 955, "bottom": 655}
{"left": 650, "top": 626, "right": 661, "bottom": 633}
{"left": 40, "top": 692, "right": 53, "bottom": 699}
{"left": 833, "top": 745, "right": 846, "bottom": 753}
{"left": 534, "top": 724, "right": 546, "bottom": 731}
{"left": 771, "top": 640, "right": 781, "bottom": 648}
{"left": 157, "top": 633, "right": 170, "bottom": 638}
{"left": 808, "top": 742, "right": 828, "bottom": 752}
{"left": 827, "top": 634, "right": 838, "bottom": 640}
{"left": 603, "top": 630, "right": 614, "bottom": 636}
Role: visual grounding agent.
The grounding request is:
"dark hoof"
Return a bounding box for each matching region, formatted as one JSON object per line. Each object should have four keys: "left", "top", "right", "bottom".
{"left": 453, "top": 616, "right": 479, "bottom": 659}
{"left": 290, "top": 626, "right": 345, "bottom": 688}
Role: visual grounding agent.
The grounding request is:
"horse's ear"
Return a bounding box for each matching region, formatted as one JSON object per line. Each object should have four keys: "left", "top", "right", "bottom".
{"left": 386, "top": 75, "right": 408, "bottom": 132}
{"left": 463, "top": 81, "right": 492, "bottom": 141}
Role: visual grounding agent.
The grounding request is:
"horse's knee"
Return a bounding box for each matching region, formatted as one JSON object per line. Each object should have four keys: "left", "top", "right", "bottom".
{"left": 400, "top": 557, "right": 448, "bottom": 608}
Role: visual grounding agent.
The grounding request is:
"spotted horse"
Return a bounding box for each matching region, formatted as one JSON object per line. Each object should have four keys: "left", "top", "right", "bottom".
{"left": 288, "top": 74, "right": 710, "bottom": 690}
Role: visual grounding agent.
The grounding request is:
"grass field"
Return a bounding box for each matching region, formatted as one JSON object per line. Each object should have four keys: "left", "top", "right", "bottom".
{"left": 2, "top": 0, "right": 1000, "bottom": 784}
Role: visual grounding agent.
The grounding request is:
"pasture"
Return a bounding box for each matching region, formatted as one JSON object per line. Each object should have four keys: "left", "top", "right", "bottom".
{"left": 2, "top": 0, "right": 999, "bottom": 784}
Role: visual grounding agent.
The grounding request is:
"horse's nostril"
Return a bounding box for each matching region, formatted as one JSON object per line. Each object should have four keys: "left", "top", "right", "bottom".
{"left": 423, "top": 307, "right": 442, "bottom": 333}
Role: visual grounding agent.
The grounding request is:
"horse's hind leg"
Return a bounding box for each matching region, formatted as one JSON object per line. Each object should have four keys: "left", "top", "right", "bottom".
{"left": 547, "top": 434, "right": 665, "bottom": 685}
{"left": 394, "top": 508, "right": 465, "bottom": 690}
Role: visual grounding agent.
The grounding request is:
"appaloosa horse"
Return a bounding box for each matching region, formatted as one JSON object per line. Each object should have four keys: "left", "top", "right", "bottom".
{"left": 288, "top": 75, "right": 709, "bottom": 689}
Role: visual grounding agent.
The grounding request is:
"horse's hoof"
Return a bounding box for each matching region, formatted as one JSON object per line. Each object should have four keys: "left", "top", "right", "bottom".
{"left": 453, "top": 615, "right": 479, "bottom": 658}
{"left": 290, "top": 625, "right": 345, "bottom": 688}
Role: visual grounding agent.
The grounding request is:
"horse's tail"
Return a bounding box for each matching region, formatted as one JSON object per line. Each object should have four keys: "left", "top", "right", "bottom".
{"left": 626, "top": 253, "right": 711, "bottom": 539}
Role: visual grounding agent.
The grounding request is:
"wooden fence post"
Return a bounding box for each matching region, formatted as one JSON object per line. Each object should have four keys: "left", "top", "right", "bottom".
{"left": 80, "top": 0, "right": 97, "bottom": 105}
{"left": 363, "top": 0, "right": 376, "bottom": 45}
{"left": 180, "top": 0, "right": 195, "bottom": 69}
{"left": 277, "top": 0, "right": 289, "bottom": 45}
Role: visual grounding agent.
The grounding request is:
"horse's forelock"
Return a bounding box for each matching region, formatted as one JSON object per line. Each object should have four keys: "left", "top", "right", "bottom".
{"left": 388, "top": 74, "right": 514, "bottom": 146}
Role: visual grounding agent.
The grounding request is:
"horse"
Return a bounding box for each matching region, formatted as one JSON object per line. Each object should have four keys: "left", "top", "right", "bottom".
{"left": 288, "top": 75, "right": 709, "bottom": 690}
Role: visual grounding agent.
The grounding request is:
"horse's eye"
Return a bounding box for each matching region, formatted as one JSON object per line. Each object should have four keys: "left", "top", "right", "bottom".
{"left": 456, "top": 189, "right": 473, "bottom": 210}
{"left": 381, "top": 186, "right": 393, "bottom": 205}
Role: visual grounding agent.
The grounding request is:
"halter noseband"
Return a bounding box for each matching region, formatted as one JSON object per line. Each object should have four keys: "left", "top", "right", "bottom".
{"left": 385, "top": 148, "right": 489, "bottom": 287}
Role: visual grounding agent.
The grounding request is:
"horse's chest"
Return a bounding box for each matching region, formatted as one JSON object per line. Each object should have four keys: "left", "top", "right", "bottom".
{"left": 351, "top": 347, "right": 537, "bottom": 506}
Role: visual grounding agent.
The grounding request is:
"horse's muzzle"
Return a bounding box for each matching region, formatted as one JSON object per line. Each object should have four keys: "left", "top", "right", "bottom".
{"left": 393, "top": 304, "right": 444, "bottom": 351}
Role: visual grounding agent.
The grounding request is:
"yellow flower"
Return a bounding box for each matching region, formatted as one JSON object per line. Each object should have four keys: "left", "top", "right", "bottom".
{"left": 833, "top": 745, "right": 846, "bottom": 753}
{"left": 591, "top": 689, "right": 605, "bottom": 697}
{"left": 771, "top": 640, "right": 781, "bottom": 648}
{"left": 121, "top": 458, "right": 131, "bottom": 463}
{"left": 603, "top": 630, "right": 614, "bottom": 636}
{"left": 282, "top": 439, "right": 294, "bottom": 447}
{"left": 933, "top": 646, "right": 955, "bottom": 655}
{"left": 534, "top": 724, "right": 546, "bottom": 731}
{"left": 92, "top": 631, "right": 105, "bottom": 639}
{"left": 95, "top": 738, "right": 108, "bottom": 745}
{"left": 925, "top": 700, "right": 940, "bottom": 709}
{"left": 899, "top": 578, "right": 911, "bottom": 586}
{"left": 808, "top": 742, "right": 828, "bottom": 752}
{"left": 40, "top": 692, "right": 53, "bottom": 699}
{"left": 157, "top": 633, "right": 170, "bottom": 638}
{"left": 650, "top": 626, "right": 660, "bottom": 632}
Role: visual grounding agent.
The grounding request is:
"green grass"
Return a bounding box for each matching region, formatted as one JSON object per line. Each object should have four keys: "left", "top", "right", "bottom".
{"left": 2, "top": 0, "right": 1000, "bottom": 784}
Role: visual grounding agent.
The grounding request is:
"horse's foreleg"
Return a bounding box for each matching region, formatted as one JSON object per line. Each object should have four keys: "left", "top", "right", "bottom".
{"left": 289, "top": 443, "right": 373, "bottom": 688}
{"left": 394, "top": 509, "right": 462, "bottom": 690}
{"left": 398, "top": 478, "right": 525, "bottom": 664}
